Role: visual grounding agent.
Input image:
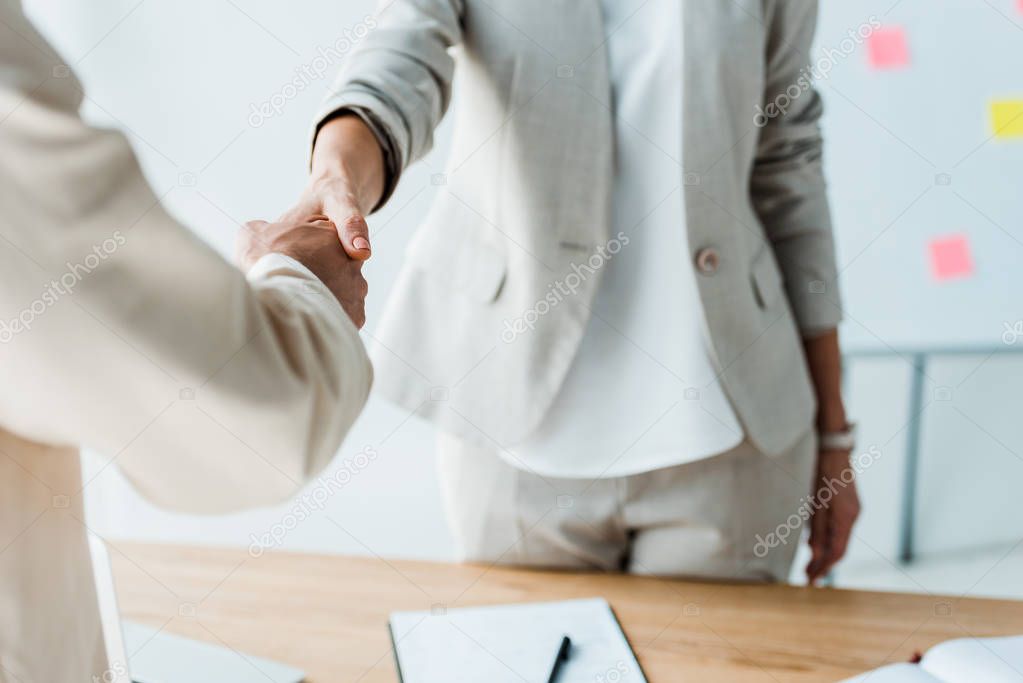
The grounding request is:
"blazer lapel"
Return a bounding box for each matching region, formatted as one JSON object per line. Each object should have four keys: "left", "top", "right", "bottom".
{"left": 505, "top": 0, "right": 613, "bottom": 247}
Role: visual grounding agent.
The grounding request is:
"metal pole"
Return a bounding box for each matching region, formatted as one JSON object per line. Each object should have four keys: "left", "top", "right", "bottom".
{"left": 898, "top": 353, "right": 927, "bottom": 564}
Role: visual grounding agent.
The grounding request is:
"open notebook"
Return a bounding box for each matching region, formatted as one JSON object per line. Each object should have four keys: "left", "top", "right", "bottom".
{"left": 389, "top": 598, "right": 647, "bottom": 682}
{"left": 841, "top": 635, "right": 1023, "bottom": 682}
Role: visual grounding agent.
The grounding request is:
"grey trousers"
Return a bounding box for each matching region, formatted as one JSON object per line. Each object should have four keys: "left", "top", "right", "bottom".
{"left": 437, "top": 430, "right": 817, "bottom": 582}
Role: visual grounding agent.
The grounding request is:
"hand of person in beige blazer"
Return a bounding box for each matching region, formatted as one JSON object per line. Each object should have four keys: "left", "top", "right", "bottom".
{"left": 237, "top": 214, "right": 371, "bottom": 328}
{"left": 0, "top": 3, "right": 373, "bottom": 681}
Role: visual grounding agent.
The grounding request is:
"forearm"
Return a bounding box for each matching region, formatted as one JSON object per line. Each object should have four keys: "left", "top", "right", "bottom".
{"left": 756, "top": 0, "right": 842, "bottom": 333}
{"left": 803, "top": 327, "right": 861, "bottom": 583}
{"left": 0, "top": 99, "right": 371, "bottom": 511}
{"left": 311, "top": 114, "right": 386, "bottom": 215}
{"left": 802, "top": 329, "right": 848, "bottom": 434}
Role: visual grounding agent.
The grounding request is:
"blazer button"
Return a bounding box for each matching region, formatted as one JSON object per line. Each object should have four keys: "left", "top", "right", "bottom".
{"left": 695, "top": 247, "right": 720, "bottom": 275}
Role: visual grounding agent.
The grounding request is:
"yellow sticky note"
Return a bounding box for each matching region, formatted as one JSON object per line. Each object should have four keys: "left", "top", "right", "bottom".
{"left": 991, "top": 100, "right": 1023, "bottom": 138}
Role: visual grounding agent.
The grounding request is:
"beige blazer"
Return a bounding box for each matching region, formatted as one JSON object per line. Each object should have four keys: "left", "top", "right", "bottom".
{"left": 0, "top": 3, "right": 372, "bottom": 681}
{"left": 317, "top": 0, "right": 843, "bottom": 456}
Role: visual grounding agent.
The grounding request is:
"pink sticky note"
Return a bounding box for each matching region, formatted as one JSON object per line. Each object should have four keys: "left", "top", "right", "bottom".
{"left": 928, "top": 234, "right": 974, "bottom": 281}
{"left": 868, "top": 27, "right": 911, "bottom": 70}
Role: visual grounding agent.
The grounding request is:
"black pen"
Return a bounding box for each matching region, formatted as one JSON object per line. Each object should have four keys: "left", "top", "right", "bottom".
{"left": 546, "top": 635, "right": 572, "bottom": 683}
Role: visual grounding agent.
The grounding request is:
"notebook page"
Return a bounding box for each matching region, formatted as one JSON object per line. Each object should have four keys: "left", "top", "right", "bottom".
{"left": 389, "top": 597, "right": 646, "bottom": 683}
{"left": 922, "top": 636, "right": 1023, "bottom": 682}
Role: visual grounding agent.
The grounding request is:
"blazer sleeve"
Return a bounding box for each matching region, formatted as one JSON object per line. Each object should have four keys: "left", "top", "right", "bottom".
{"left": 751, "top": 0, "right": 843, "bottom": 334}
{"left": 0, "top": 63, "right": 372, "bottom": 514}
{"left": 311, "top": 0, "right": 465, "bottom": 207}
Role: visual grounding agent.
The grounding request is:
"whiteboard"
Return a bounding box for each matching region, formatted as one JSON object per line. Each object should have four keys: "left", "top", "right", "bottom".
{"left": 814, "top": 0, "right": 1023, "bottom": 350}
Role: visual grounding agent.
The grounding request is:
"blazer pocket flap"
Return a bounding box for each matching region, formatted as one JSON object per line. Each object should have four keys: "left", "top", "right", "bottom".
{"left": 407, "top": 217, "right": 507, "bottom": 303}
{"left": 751, "top": 247, "right": 784, "bottom": 309}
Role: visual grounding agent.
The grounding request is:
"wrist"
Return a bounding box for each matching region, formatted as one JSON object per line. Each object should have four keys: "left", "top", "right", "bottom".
{"left": 818, "top": 421, "right": 857, "bottom": 454}
{"left": 304, "top": 169, "right": 374, "bottom": 220}
{"left": 816, "top": 399, "right": 848, "bottom": 433}
{"left": 310, "top": 114, "right": 384, "bottom": 213}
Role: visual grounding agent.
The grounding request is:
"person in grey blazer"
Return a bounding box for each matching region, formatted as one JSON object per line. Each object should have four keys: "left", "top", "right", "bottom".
{"left": 289, "top": 0, "right": 860, "bottom": 583}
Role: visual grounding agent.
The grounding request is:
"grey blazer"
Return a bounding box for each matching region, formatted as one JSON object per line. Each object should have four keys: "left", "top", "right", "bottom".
{"left": 316, "top": 0, "right": 843, "bottom": 456}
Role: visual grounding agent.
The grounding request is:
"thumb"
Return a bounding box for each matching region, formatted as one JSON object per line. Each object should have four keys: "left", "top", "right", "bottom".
{"left": 334, "top": 213, "right": 372, "bottom": 261}
{"left": 323, "top": 191, "right": 372, "bottom": 260}
{"left": 319, "top": 180, "right": 372, "bottom": 260}
{"left": 237, "top": 220, "right": 272, "bottom": 270}
{"left": 243, "top": 219, "right": 270, "bottom": 234}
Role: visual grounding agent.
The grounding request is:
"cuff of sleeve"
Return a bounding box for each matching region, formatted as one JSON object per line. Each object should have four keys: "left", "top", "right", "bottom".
{"left": 788, "top": 280, "right": 844, "bottom": 335}
{"left": 246, "top": 252, "right": 322, "bottom": 285}
{"left": 245, "top": 253, "right": 351, "bottom": 320}
{"left": 310, "top": 92, "right": 405, "bottom": 212}
{"left": 246, "top": 252, "right": 373, "bottom": 419}
{"left": 800, "top": 326, "right": 838, "bottom": 341}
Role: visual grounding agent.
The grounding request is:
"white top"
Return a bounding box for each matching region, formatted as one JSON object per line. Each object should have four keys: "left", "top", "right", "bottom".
{"left": 508, "top": 0, "right": 744, "bottom": 478}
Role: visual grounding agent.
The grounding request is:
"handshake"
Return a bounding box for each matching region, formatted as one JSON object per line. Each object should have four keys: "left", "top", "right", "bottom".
{"left": 236, "top": 115, "right": 385, "bottom": 329}
{"left": 237, "top": 209, "right": 371, "bottom": 328}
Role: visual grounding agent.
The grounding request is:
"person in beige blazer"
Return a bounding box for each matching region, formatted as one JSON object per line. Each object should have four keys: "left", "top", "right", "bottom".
{"left": 291, "top": 0, "right": 860, "bottom": 584}
{"left": 0, "top": 2, "right": 379, "bottom": 681}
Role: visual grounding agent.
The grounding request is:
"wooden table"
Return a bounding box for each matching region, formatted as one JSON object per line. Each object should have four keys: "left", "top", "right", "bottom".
{"left": 112, "top": 543, "right": 1023, "bottom": 682}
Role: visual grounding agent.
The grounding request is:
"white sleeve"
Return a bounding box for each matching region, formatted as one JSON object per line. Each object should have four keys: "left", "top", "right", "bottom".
{"left": 0, "top": 59, "right": 371, "bottom": 513}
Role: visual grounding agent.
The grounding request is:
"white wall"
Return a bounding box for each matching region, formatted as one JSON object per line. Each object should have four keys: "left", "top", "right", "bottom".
{"left": 27, "top": 0, "right": 458, "bottom": 561}
{"left": 23, "top": 1, "right": 1023, "bottom": 592}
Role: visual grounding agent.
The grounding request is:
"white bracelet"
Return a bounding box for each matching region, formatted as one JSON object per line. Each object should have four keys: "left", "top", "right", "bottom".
{"left": 819, "top": 422, "right": 857, "bottom": 451}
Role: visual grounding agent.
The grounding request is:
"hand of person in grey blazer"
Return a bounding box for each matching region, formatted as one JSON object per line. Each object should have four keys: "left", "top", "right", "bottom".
{"left": 284, "top": 114, "right": 386, "bottom": 266}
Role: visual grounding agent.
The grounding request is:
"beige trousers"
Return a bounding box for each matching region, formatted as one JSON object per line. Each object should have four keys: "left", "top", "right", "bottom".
{"left": 437, "top": 430, "right": 817, "bottom": 583}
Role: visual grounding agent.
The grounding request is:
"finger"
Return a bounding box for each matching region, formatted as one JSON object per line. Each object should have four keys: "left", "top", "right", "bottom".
{"left": 347, "top": 300, "right": 366, "bottom": 329}
{"left": 814, "top": 528, "right": 842, "bottom": 581}
{"left": 806, "top": 506, "right": 830, "bottom": 584}
{"left": 826, "top": 520, "right": 852, "bottom": 568}
{"left": 334, "top": 213, "right": 372, "bottom": 261}
{"left": 820, "top": 502, "right": 859, "bottom": 575}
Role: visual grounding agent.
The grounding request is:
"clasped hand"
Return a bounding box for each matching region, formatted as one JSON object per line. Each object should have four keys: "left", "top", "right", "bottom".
{"left": 237, "top": 211, "right": 371, "bottom": 328}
